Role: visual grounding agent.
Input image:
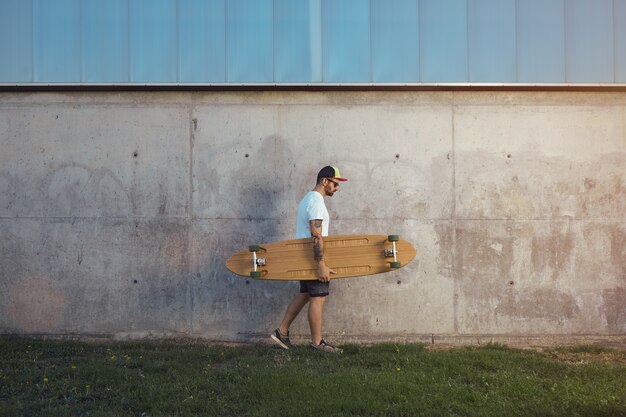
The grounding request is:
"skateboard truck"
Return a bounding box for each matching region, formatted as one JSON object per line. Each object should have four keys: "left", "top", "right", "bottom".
{"left": 386, "top": 235, "right": 402, "bottom": 268}
{"left": 249, "top": 245, "right": 265, "bottom": 278}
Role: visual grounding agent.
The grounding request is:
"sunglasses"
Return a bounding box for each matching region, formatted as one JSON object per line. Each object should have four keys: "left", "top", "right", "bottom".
{"left": 325, "top": 178, "right": 340, "bottom": 187}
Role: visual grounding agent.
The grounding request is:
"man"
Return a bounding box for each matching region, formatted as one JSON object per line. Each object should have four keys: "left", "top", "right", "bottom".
{"left": 271, "top": 166, "right": 347, "bottom": 353}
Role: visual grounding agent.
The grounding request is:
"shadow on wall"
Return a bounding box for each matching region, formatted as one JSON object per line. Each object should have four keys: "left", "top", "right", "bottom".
{"left": 232, "top": 134, "right": 298, "bottom": 240}
{"left": 193, "top": 134, "right": 301, "bottom": 337}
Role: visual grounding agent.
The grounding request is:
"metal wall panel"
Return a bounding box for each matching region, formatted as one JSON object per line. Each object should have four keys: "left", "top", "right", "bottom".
{"left": 516, "top": 0, "right": 564, "bottom": 83}
{"left": 82, "top": 0, "right": 129, "bottom": 83}
{"left": 130, "top": 0, "right": 177, "bottom": 82}
{"left": 274, "top": 0, "right": 322, "bottom": 82}
{"left": 227, "top": 0, "right": 273, "bottom": 83}
{"left": 2, "top": 0, "right": 626, "bottom": 85}
{"left": 565, "top": 0, "right": 614, "bottom": 82}
{"left": 179, "top": 0, "right": 225, "bottom": 82}
{"left": 323, "top": 0, "right": 370, "bottom": 82}
{"left": 0, "top": 0, "right": 33, "bottom": 82}
{"left": 34, "top": 0, "right": 81, "bottom": 82}
{"left": 468, "top": 0, "right": 516, "bottom": 82}
{"left": 615, "top": 0, "right": 626, "bottom": 82}
{"left": 419, "top": 0, "right": 467, "bottom": 82}
{"left": 371, "top": 0, "right": 419, "bottom": 82}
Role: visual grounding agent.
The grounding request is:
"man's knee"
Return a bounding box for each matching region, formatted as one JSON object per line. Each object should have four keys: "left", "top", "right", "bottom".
{"left": 297, "top": 292, "right": 311, "bottom": 302}
{"left": 310, "top": 295, "right": 326, "bottom": 305}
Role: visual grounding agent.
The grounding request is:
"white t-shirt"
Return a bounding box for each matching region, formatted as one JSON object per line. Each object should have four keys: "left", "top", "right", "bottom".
{"left": 295, "top": 191, "right": 329, "bottom": 238}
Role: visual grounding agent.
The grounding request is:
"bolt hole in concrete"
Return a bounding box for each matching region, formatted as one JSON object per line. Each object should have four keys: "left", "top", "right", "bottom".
{"left": 395, "top": 154, "right": 400, "bottom": 159}
{"left": 507, "top": 154, "right": 512, "bottom": 158}
{"left": 509, "top": 281, "right": 515, "bottom": 286}
{"left": 397, "top": 280, "right": 402, "bottom": 285}
{"left": 133, "top": 280, "right": 138, "bottom": 284}
{"left": 133, "top": 151, "right": 138, "bottom": 158}
{"left": 245, "top": 154, "right": 249, "bottom": 158}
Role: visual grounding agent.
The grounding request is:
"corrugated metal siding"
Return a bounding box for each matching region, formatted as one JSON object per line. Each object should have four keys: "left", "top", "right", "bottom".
{"left": 617, "top": 0, "right": 626, "bottom": 82}
{"left": 82, "top": 0, "right": 130, "bottom": 82}
{"left": 516, "top": 0, "right": 565, "bottom": 83}
{"left": 565, "top": 0, "right": 614, "bottom": 83}
{"left": 419, "top": 0, "right": 467, "bottom": 82}
{"left": 1, "top": 0, "right": 625, "bottom": 85}
{"left": 274, "top": 0, "right": 322, "bottom": 82}
{"left": 372, "top": 0, "right": 419, "bottom": 83}
{"left": 468, "top": 0, "right": 516, "bottom": 82}
{"left": 0, "top": 0, "right": 33, "bottom": 82}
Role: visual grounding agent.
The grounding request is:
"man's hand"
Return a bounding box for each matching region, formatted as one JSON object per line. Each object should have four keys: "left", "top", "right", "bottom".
{"left": 317, "top": 261, "right": 336, "bottom": 282}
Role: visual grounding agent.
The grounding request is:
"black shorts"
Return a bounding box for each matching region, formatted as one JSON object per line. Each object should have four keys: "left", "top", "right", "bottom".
{"left": 299, "top": 280, "right": 329, "bottom": 297}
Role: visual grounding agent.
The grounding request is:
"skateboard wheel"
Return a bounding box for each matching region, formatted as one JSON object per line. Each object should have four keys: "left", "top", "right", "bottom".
{"left": 390, "top": 261, "right": 402, "bottom": 268}
{"left": 249, "top": 245, "right": 261, "bottom": 252}
{"left": 250, "top": 271, "right": 262, "bottom": 278}
{"left": 388, "top": 235, "right": 400, "bottom": 242}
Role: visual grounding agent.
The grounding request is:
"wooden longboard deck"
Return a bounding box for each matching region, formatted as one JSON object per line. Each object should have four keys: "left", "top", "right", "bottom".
{"left": 226, "top": 234, "right": 416, "bottom": 280}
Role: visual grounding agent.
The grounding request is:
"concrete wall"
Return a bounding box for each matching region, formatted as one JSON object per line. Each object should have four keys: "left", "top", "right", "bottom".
{"left": 1, "top": 91, "right": 624, "bottom": 345}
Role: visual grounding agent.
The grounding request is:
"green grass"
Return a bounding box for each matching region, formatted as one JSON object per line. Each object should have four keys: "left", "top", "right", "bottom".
{"left": 1, "top": 337, "right": 625, "bottom": 417}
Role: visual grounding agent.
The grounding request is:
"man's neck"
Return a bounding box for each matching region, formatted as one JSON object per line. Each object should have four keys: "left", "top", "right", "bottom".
{"left": 313, "top": 184, "right": 326, "bottom": 197}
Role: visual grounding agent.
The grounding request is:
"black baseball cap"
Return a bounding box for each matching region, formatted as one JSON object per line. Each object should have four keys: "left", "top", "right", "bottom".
{"left": 317, "top": 166, "right": 348, "bottom": 183}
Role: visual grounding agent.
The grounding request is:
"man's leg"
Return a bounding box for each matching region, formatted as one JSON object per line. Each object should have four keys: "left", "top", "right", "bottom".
{"left": 278, "top": 292, "right": 310, "bottom": 335}
{"left": 308, "top": 295, "right": 326, "bottom": 345}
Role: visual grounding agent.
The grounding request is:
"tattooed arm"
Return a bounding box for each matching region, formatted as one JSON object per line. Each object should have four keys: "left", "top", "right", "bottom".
{"left": 310, "top": 219, "right": 324, "bottom": 261}
{"left": 309, "top": 219, "right": 336, "bottom": 282}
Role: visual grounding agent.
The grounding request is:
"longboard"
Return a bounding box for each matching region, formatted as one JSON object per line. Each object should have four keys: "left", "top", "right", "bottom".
{"left": 226, "top": 234, "right": 416, "bottom": 280}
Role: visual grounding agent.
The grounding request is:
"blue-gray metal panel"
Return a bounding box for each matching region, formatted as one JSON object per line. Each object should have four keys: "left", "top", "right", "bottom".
{"left": 516, "top": 0, "right": 564, "bottom": 83}
{"left": 275, "top": 0, "right": 322, "bottom": 82}
{"left": 419, "top": 0, "right": 468, "bottom": 82}
{"left": 371, "top": 0, "right": 419, "bottom": 82}
{"left": 34, "top": 0, "right": 81, "bottom": 82}
{"left": 130, "top": 0, "right": 177, "bottom": 82}
{"left": 227, "top": 0, "right": 273, "bottom": 83}
{"left": 3, "top": 0, "right": 626, "bottom": 86}
{"left": 615, "top": 0, "right": 626, "bottom": 82}
{"left": 0, "top": 0, "right": 33, "bottom": 82}
{"left": 82, "top": 0, "right": 129, "bottom": 83}
{"left": 179, "top": 0, "right": 225, "bottom": 82}
{"left": 468, "top": 0, "right": 516, "bottom": 82}
{"left": 565, "top": 0, "right": 614, "bottom": 82}
{"left": 323, "top": 0, "right": 370, "bottom": 82}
